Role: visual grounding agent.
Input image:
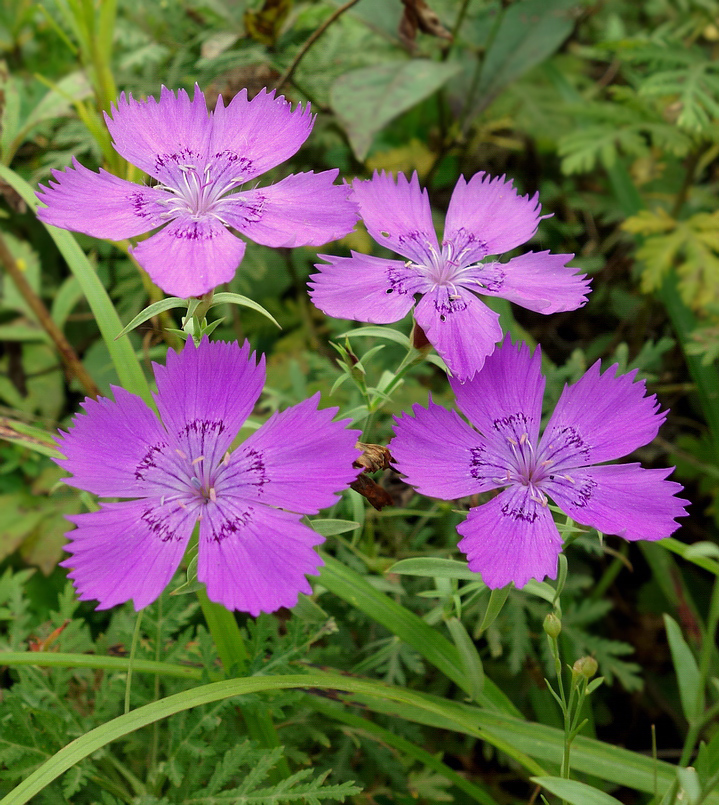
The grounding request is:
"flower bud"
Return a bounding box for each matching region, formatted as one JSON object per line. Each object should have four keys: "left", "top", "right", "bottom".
{"left": 572, "top": 656, "right": 599, "bottom": 679}
{"left": 543, "top": 612, "right": 562, "bottom": 638}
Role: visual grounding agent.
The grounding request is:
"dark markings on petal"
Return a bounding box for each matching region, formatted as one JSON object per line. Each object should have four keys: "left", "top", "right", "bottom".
{"left": 135, "top": 442, "right": 168, "bottom": 481}
{"left": 209, "top": 510, "right": 252, "bottom": 543}
{"left": 244, "top": 447, "right": 268, "bottom": 492}
{"left": 492, "top": 412, "right": 530, "bottom": 432}
{"left": 435, "top": 295, "right": 468, "bottom": 323}
{"left": 387, "top": 265, "right": 413, "bottom": 295}
{"left": 447, "top": 228, "right": 488, "bottom": 262}
{"left": 213, "top": 150, "right": 252, "bottom": 176}
{"left": 475, "top": 263, "right": 505, "bottom": 292}
{"left": 233, "top": 194, "right": 266, "bottom": 225}
{"left": 142, "top": 506, "right": 184, "bottom": 542}
{"left": 501, "top": 498, "right": 538, "bottom": 523}
{"left": 130, "top": 191, "right": 159, "bottom": 219}
{"left": 569, "top": 476, "right": 597, "bottom": 508}
{"left": 554, "top": 425, "right": 591, "bottom": 461}
{"left": 155, "top": 148, "right": 200, "bottom": 173}
{"left": 469, "top": 445, "right": 489, "bottom": 479}
{"left": 181, "top": 418, "right": 226, "bottom": 438}
{"left": 171, "top": 220, "right": 219, "bottom": 241}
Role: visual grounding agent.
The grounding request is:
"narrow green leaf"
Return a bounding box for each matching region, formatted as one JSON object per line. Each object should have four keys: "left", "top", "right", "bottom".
{"left": 211, "top": 292, "right": 281, "bottom": 328}
{"left": 312, "top": 698, "right": 500, "bottom": 805}
{"left": 659, "top": 537, "right": 719, "bottom": 577}
{"left": 115, "top": 296, "right": 188, "bottom": 338}
{"left": 319, "top": 554, "right": 519, "bottom": 716}
{"left": 340, "top": 325, "right": 412, "bottom": 349}
{"left": 531, "top": 776, "right": 624, "bottom": 805}
{"left": 479, "top": 586, "right": 512, "bottom": 634}
{"left": 308, "top": 519, "right": 361, "bottom": 536}
{"left": 0, "top": 652, "right": 203, "bottom": 680}
{"left": 0, "top": 672, "right": 531, "bottom": 805}
{"left": 0, "top": 418, "right": 61, "bottom": 459}
{"left": 664, "top": 614, "right": 704, "bottom": 719}
{"left": 676, "top": 766, "right": 702, "bottom": 804}
{"left": 446, "top": 616, "right": 484, "bottom": 700}
{"left": 389, "top": 557, "right": 483, "bottom": 582}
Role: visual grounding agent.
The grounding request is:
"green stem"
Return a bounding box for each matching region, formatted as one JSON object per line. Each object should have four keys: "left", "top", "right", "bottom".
{"left": 124, "top": 610, "right": 144, "bottom": 714}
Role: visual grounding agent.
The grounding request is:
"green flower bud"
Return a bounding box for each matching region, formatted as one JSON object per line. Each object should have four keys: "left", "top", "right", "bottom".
{"left": 572, "top": 656, "right": 599, "bottom": 679}
{"left": 543, "top": 612, "right": 562, "bottom": 638}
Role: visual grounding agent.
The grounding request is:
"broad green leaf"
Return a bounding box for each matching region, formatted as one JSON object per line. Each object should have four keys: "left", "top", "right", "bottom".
{"left": 664, "top": 614, "right": 704, "bottom": 719}
{"left": 531, "top": 776, "right": 624, "bottom": 805}
{"left": 471, "top": 0, "right": 577, "bottom": 117}
{"left": 331, "top": 60, "right": 461, "bottom": 160}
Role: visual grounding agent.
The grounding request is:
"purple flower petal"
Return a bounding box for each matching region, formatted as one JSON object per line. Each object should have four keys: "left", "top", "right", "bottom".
{"left": 444, "top": 173, "right": 542, "bottom": 260}
{"left": 222, "top": 170, "right": 358, "bottom": 248}
{"left": 480, "top": 251, "right": 590, "bottom": 313}
{"left": 414, "top": 287, "right": 502, "bottom": 381}
{"left": 391, "top": 401, "right": 502, "bottom": 498}
{"left": 208, "top": 89, "right": 314, "bottom": 182}
{"left": 221, "top": 394, "right": 360, "bottom": 513}
{"left": 309, "top": 253, "right": 424, "bottom": 323}
{"left": 457, "top": 487, "right": 563, "bottom": 588}
{"left": 130, "top": 216, "right": 246, "bottom": 298}
{"left": 450, "top": 337, "right": 545, "bottom": 447}
{"left": 153, "top": 338, "right": 264, "bottom": 470}
{"left": 36, "top": 159, "right": 169, "bottom": 239}
{"left": 60, "top": 499, "right": 197, "bottom": 610}
{"left": 198, "top": 503, "right": 324, "bottom": 616}
{"left": 540, "top": 362, "right": 666, "bottom": 468}
{"left": 105, "top": 85, "right": 212, "bottom": 184}
{"left": 546, "top": 463, "right": 688, "bottom": 540}
{"left": 352, "top": 172, "right": 440, "bottom": 264}
{"left": 55, "top": 385, "right": 169, "bottom": 498}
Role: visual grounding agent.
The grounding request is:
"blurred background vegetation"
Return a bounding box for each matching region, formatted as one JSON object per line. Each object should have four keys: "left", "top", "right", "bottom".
{"left": 2, "top": 1, "right": 719, "bottom": 802}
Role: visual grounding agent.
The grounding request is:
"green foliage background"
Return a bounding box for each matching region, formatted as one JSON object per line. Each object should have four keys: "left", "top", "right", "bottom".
{"left": 2, "top": 0, "right": 719, "bottom": 803}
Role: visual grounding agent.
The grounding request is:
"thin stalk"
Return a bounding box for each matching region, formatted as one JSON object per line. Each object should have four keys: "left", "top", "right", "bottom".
{"left": 276, "top": 0, "right": 361, "bottom": 91}
{"left": 0, "top": 231, "right": 100, "bottom": 399}
{"left": 124, "top": 610, "right": 144, "bottom": 714}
